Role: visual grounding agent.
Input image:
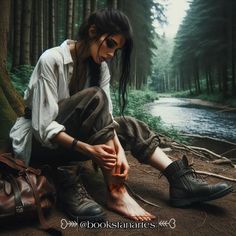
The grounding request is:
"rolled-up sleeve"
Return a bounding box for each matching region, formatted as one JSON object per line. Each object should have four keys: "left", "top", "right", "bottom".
{"left": 31, "top": 54, "right": 65, "bottom": 148}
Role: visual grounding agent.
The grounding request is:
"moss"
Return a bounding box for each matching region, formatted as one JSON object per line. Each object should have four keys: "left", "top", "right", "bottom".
{"left": 0, "top": 86, "right": 17, "bottom": 151}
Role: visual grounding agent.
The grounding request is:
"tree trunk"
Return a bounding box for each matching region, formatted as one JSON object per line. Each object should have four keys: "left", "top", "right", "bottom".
{"left": 222, "top": 61, "right": 229, "bottom": 98}
{"left": 194, "top": 60, "right": 201, "bottom": 94}
{"left": 205, "top": 69, "right": 210, "bottom": 94}
{"left": 38, "top": 0, "right": 44, "bottom": 56}
{"left": 20, "top": 0, "right": 32, "bottom": 65}
{"left": 107, "top": 0, "right": 118, "bottom": 9}
{"left": 229, "top": 1, "right": 236, "bottom": 96}
{"left": 49, "top": 0, "right": 56, "bottom": 47}
{"left": 66, "top": 0, "right": 74, "bottom": 39}
{"left": 83, "top": 0, "right": 91, "bottom": 20}
{"left": 217, "top": 66, "right": 222, "bottom": 92}
{"left": 91, "top": 0, "right": 97, "bottom": 12}
{"left": 232, "top": 56, "right": 236, "bottom": 96}
{"left": 72, "top": 0, "right": 81, "bottom": 39}
{"left": 12, "top": 0, "right": 22, "bottom": 69}
{"left": 43, "top": 0, "right": 49, "bottom": 50}
{"left": 31, "top": 0, "right": 39, "bottom": 65}
{"left": 208, "top": 67, "right": 214, "bottom": 93}
{"left": 0, "top": 0, "right": 24, "bottom": 151}
{"left": 117, "top": 0, "right": 124, "bottom": 10}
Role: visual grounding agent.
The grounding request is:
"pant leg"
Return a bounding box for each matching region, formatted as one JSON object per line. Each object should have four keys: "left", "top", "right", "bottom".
{"left": 30, "top": 87, "right": 117, "bottom": 166}
{"left": 56, "top": 86, "right": 116, "bottom": 144}
{"left": 114, "top": 116, "right": 161, "bottom": 164}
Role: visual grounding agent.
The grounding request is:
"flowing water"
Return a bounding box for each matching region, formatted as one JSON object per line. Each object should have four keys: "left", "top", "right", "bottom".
{"left": 148, "top": 97, "right": 236, "bottom": 142}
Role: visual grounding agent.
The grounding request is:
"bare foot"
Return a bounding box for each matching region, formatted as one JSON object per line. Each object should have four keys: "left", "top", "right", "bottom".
{"left": 106, "top": 185, "right": 156, "bottom": 221}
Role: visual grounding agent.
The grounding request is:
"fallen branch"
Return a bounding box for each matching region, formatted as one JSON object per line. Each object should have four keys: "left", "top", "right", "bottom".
{"left": 196, "top": 170, "right": 236, "bottom": 183}
{"left": 188, "top": 146, "right": 235, "bottom": 168}
{"left": 125, "top": 183, "right": 161, "bottom": 208}
{"left": 220, "top": 148, "right": 236, "bottom": 156}
{"left": 171, "top": 143, "right": 207, "bottom": 159}
{"left": 211, "top": 159, "right": 234, "bottom": 166}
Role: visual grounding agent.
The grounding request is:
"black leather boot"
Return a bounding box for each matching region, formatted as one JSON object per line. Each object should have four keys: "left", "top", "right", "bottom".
{"left": 163, "top": 155, "right": 233, "bottom": 207}
{"left": 56, "top": 165, "right": 106, "bottom": 221}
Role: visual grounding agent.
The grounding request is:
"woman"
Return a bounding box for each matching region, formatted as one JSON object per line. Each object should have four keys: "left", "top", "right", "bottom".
{"left": 10, "top": 9, "right": 233, "bottom": 222}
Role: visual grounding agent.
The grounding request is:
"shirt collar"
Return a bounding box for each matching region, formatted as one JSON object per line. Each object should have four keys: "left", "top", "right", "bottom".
{"left": 60, "top": 39, "right": 75, "bottom": 65}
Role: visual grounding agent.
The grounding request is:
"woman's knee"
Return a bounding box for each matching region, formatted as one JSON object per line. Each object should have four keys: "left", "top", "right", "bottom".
{"left": 84, "top": 86, "right": 101, "bottom": 95}
{"left": 84, "top": 87, "right": 108, "bottom": 104}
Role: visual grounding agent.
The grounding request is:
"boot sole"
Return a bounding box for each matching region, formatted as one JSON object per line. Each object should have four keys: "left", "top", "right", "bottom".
{"left": 59, "top": 203, "right": 106, "bottom": 222}
{"left": 67, "top": 210, "right": 106, "bottom": 222}
{"left": 170, "top": 185, "right": 234, "bottom": 207}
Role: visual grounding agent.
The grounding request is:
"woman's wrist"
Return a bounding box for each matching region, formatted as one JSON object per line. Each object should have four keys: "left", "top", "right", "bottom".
{"left": 74, "top": 140, "right": 91, "bottom": 155}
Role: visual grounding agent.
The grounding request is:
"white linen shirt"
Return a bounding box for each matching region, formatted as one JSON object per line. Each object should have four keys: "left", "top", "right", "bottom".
{"left": 10, "top": 40, "right": 113, "bottom": 164}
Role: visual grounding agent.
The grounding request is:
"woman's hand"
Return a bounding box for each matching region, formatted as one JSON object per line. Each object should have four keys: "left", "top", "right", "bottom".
{"left": 112, "top": 146, "right": 130, "bottom": 182}
{"left": 85, "top": 144, "right": 117, "bottom": 170}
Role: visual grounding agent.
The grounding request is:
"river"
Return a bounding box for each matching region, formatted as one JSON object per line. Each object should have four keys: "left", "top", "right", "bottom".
{"left": 148, "top": 97, "right": 236, "bottom": 142}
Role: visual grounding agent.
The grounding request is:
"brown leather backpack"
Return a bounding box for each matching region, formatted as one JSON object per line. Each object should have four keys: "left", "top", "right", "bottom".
{"left": 0, "top": 153, "right": 56, "bottom": 229}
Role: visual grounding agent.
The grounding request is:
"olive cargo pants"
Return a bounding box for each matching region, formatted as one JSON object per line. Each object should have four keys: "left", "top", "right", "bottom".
{"left": 30, "top": 87, "right": 160, "bottom": 166}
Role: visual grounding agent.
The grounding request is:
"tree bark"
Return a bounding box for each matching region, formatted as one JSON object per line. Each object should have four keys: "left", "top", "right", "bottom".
{"left": 83, "top": 0, "right": 91, "bottom": 20}
{"left": 20, "top": 0, "right": 32, "bottom": 65}
{"left": 66, "top": 0, "right": 74, "bottom": 39}
{"left": 107, "top": 0, "right": 118, "bottom": 9}
{"left": 205, "top": 69, "right": 210, "bottom": 94}
{"left": 222, "top": 61, "right": 228, "bottom": 98}
{"left": 91, "top": 0, "right": 97, "bottom": 12}
{"left": 43, "top": 0, "right": 49, "bottom": 50}
{"left": 72, "top": 0, "right": 83, "bottom": 39}
{"left": 12, "top": 0, "right": 22, "bottom": 69}
{"left": 31, "top": 0, "right": 39, "bottom": 65}
{"left": 49, "top": 0, "right": 56, "bottom": 47}
{"left": 0, "top": 0, "right": 24, "bottom": 151}
{"left": 38, "top": 0, "right": 44, "bottom": 56}
{"left": 228, "top": 0, "right": 236, "bottom": 96}
{"left": 117, "top": 0, "right": 124, "bottom": 10}
{"left": 208, "top": 67, "right": 214, "bottom": 93}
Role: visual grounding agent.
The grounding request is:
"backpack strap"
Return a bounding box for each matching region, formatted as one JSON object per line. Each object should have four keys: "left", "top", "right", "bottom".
{"left": 0, "top": 153, "right": 41, "bottom": 175}
{"left": 5, "top": 174, "right": 24, "bottom": 214}
{"left": 24, "top": 172, "right": 50, "bottom": 230}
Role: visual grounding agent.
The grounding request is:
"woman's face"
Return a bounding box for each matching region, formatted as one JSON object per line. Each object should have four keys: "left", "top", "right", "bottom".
{"left": 90, "top": 34, "right": 125, "bottom": 64}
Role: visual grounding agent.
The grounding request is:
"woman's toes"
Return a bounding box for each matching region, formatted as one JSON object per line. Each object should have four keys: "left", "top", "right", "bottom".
{"left": 137, "top": 216, "right": 144, "bottom": 221}
{"left": 145, "top": 212, "right": 156, "bottom": 219}
{"left": 150, "top": 214, "right": 156, "bottom": 220}
{"left": 131, "top": 215, "right": 140, "bottom": 221}
{"left": 142, "top": 216, "right": 151, "bottom": 221}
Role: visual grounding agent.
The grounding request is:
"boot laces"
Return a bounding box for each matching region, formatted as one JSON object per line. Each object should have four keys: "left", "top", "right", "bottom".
{"left": 72, "top": 177, "right": 91, "bottom": 200}
{"left": 188, "top": 164, "right": 206, "bottom": 183}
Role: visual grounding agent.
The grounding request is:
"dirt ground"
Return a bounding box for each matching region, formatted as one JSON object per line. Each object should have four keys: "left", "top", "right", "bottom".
{"left": 0, "top": 142, "right": 235, "bottom": 236}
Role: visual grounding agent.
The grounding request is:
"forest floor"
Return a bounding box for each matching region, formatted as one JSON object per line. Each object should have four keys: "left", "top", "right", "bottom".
{"left": 0, "top": 137, "right": 236, "bottom": 236}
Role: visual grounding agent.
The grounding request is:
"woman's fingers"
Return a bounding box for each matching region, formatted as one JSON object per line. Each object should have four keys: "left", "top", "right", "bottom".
{"left": 115, "top": 162, "right": 121, "bottom": 174}
{"left": 102, "top": 145, "right": 116, "bottom": 154}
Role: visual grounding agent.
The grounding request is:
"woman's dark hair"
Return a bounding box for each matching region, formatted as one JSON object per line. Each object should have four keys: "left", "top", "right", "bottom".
{"left": 69, "top": 8, "right": 133, "bottom": 114}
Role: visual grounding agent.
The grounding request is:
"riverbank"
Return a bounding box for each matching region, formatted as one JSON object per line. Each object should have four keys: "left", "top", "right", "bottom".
{"left": 159, "top": 91, "right": 236, "bottom": 108}
{"left": 148, "top": 97, "right": 236, "bottom": 143}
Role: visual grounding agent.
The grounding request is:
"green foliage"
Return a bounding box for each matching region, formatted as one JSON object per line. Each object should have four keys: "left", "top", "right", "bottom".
{"left": 123, "top": 0, "right": 167, "bottom": 89}
{"left": 170, "top": 0, "right": 236, "bottom": 98}
{"left": 111, "top": 88, "right": 186, "bottom": 142}
{"left": 10, "top": 65, "right": 34, "bottom": 96}
{"left": 151, "top": 36, "right": 174, "bottom": 92}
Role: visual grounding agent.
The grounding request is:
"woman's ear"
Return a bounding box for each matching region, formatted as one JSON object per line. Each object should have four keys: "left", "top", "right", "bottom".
{"left": 88, "top": 25, "right": 97, "bottom": 38}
